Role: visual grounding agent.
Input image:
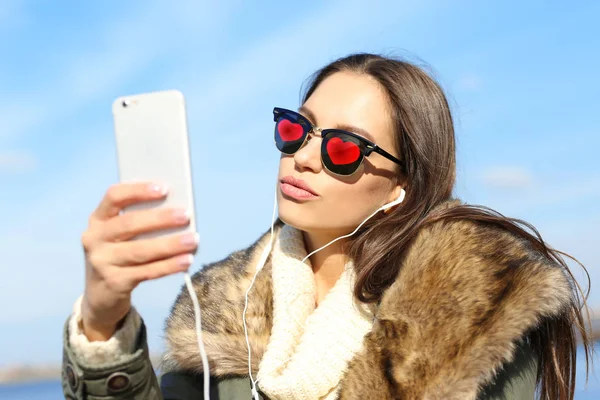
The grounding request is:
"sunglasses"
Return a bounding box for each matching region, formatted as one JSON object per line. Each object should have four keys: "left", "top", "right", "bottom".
{"left": 273, "top": 107, "right": 404, "bottom": 176}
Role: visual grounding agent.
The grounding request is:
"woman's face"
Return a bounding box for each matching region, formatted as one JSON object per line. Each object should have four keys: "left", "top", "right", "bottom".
{"left": 277, "top": 71, "right": 404, "bottom": 236}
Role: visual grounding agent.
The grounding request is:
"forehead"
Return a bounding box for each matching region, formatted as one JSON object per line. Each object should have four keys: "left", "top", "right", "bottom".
{"left": 303, "top": 71, "right": 394, "bottom": 146}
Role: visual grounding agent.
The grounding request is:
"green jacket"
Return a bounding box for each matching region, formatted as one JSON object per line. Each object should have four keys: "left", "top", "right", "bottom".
{"left": 62, "top": 200, "right": 571, "bottom": 399}
{"left": 61, "top": 317, "right": 538, "bottom": 399}
{"left": 62, "top": 316, "right": 538, "bottom": 399}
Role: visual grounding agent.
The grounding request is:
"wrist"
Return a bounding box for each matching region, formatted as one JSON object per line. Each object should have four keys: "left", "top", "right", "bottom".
{"left": 81, "top": 318, "right": 117, "bottom": 341}
{"left": 80, "top": 298, "right": 130, "bottom": 342}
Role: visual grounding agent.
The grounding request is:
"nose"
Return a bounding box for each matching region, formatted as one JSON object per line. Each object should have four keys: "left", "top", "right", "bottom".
{"left": 293, "top": 128, "right": 322, "bottom": 173}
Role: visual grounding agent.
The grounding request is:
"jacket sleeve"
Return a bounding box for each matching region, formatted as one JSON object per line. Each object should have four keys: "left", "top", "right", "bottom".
{"left": 61, "top": 297, "right": 163, "bottom": 399}
{"left": 476, "top": 339, "right": 538, "bottom": 400}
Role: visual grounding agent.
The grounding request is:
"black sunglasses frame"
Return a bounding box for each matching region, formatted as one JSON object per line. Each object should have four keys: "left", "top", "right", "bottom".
{"left": 273, "top": 107, "right": 404, "bottom": 176}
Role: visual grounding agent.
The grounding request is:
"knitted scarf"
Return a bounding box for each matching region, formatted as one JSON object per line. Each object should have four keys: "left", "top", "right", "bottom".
{"left": 255, "top": 224, "right": 375, "bottom": 400}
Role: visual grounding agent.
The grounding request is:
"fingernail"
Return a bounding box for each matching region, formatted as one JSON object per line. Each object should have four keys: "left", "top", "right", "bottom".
{"left": 177, "top": 254, "right": 194, "bottom": 268}
{"left": 181, "top": 232, "right": 199, "bottom": 246}
{"left": 149, "top": 183, "right": 168, "bottom": 195}
{"left": 172, "top": 209, "right": 190, "bottom": 223}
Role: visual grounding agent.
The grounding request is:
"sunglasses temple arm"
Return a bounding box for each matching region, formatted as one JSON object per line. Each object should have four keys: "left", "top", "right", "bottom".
{"left": 374, "top": 146, "right": 403, "bottom": 167}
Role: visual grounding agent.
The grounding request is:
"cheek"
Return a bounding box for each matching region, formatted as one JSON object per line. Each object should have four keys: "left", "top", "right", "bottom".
{"left": 278, "top": 155, "right": 294, "bottom": 175}
{"left": 345, "top": 183, "right": 381, "bottom": 205}
{"left": 322, "top": 176, "right": 389, "bottom": 219}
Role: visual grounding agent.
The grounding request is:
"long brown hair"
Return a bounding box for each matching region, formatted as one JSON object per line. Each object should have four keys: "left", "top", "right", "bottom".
{"left": 301, "top": 53, "right": 593, "bottom": 400}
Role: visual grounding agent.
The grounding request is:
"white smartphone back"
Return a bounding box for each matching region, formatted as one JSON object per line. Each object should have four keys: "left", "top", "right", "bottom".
{"left": 112, "top": 90, "right": 197, "bottom": 240}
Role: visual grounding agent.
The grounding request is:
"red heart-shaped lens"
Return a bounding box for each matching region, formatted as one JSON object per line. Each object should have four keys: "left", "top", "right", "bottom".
{"left": 277, "top": 119, "right": 304, "bottom": 141}
{"left": 326, "top": 137, "right": 361, "bottom": 165}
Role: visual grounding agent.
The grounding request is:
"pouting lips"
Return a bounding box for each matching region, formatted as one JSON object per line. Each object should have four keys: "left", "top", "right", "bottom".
{"left": 326, "top": 137, "right": 361, "bottom": 165}
{"left": 277, "top": 119, "right": 304, "bottom": 141}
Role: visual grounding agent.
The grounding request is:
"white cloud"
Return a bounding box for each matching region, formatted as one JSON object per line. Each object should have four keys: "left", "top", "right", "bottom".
{"left": 0, "top": 151, "right": 36, "bottom": 173}
{"left": 481, "top": 166, "right": 535, "bottom": 189}
{"left": 472, "top": 170, "right": 600, "bottom": 226}
{"left": 521, "top": 175, "right": 600, "bottom": 212}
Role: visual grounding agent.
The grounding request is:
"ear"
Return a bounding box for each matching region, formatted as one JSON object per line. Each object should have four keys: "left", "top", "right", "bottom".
{"left": 383, "top": 184, "right": 406, "bottom": 215}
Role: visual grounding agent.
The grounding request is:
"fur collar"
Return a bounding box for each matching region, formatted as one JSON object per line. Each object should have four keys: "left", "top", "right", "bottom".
{"left": 162, "top": 199, "right": 571, "bottom": 399}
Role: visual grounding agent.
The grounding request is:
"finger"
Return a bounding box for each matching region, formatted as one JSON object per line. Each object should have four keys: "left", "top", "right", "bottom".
{"left": 101, "top": 207, "right": 190, "bottom": 242}
{"left": 93, "top": 182, "right": 168, "bottom": 220}
{"left": 109, "top": 231, "right": 199, "bottom": 266}
{"left": 124, "top": 253, "right": 195, "bottom": 284}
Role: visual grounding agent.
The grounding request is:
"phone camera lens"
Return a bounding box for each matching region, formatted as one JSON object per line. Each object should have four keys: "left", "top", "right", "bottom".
{"left": 122, "top": 100, "right": 129, "bottom": 108}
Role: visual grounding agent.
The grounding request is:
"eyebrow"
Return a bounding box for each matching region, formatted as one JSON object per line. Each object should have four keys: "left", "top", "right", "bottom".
{"left": 298, "top": 105, "right": 376, "bottom": 142}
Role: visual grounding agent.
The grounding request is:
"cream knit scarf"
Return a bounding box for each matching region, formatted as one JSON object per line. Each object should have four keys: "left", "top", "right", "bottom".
{"left": 255, "top": 224, "right": 375, "bottom": 400}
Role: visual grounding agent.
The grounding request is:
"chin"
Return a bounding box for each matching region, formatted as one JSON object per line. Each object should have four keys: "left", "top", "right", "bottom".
{"left": 278, "top": 206, "right": 305, "bottom": 231}
{"left": 277, "top": 201, "right": 314, "bottom": 232}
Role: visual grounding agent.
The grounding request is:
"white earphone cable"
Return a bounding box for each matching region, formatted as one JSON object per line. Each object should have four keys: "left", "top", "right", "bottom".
{"left": 244, "top": 188, "right": 279, "bottom": 400}
{"left": 184, "top": 272, "right": 211, "bottom": 400}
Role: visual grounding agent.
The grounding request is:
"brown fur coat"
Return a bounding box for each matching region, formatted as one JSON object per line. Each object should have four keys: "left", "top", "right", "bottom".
{"left": 161, "top": 199, "right": 572, "bottom": 399}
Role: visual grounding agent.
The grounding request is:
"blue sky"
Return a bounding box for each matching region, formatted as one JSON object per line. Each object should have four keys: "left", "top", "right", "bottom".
{"left": 0, "top": 0, "right": 598, "bottom": 368}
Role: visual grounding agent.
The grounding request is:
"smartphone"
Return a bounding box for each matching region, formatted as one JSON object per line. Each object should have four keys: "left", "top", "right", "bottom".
{"left": 112, "top": 89, "right": 197, "bottom": 240}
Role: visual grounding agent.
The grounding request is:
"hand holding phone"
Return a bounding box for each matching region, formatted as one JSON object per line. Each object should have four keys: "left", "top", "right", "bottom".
{"left": 79, "top": 90, "right": 198, "bottom": 341}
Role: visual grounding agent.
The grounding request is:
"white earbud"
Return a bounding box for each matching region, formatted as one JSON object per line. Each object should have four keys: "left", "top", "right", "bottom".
{"left": 380, "top": 188, "right": 406, "bottom": 211}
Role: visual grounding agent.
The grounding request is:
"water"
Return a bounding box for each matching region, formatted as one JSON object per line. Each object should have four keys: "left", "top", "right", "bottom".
{"left": 0, "top": 380, "right": 62, "bottom": 400}
{"left": 1, "top": 347, "right": 599, "bottom": 399}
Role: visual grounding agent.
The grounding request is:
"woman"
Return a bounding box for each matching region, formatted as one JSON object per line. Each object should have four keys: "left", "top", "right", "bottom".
{"left": 61, "top": 53, "right": 592, "bottom": 399}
